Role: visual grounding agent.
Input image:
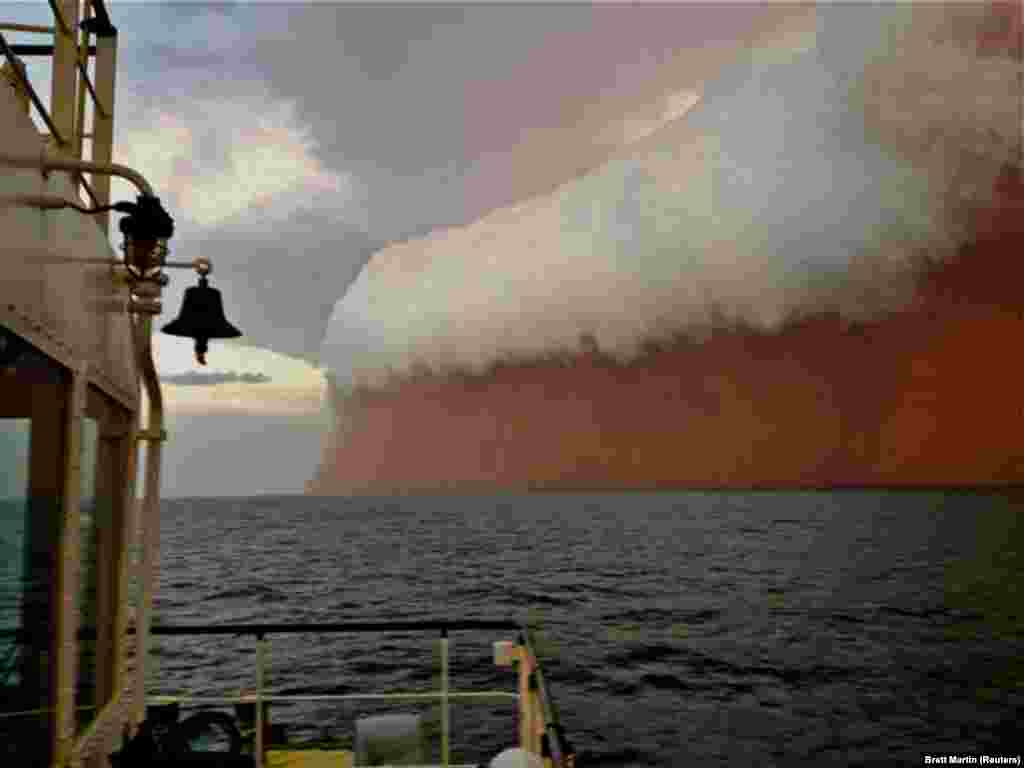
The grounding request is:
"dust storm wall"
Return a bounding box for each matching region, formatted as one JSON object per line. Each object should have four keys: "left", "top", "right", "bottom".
{"left": 310, "top": 2, "right": 1024, "bottom": 493}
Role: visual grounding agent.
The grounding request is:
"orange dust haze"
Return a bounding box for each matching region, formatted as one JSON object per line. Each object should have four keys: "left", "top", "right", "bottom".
{"left": 309, "top": 166, "right": 1024, "bottom": 493}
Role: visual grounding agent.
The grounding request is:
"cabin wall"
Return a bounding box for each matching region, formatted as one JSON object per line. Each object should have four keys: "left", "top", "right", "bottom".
{"left": 0, "top": 78, "right": 137, "bottom": 412}
{"left": 1, "top": 59, "right": 142, "bottom": 768}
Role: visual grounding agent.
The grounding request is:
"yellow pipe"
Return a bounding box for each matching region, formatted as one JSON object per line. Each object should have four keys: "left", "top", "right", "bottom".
{"left": 56, "top": 364, "right": 87, "bottom": 766}
{"left": 0, "top": 23, "right": 55, "bottom": 34}
{"left": 130, "top": 311, "right": 164, "bottom": 727}
{"left": 91, "top": 29, "right": 117, "bottom": 233}
{"left": 73, "top": 2, "right": 91, "bottom": 172}
{"left": 518, "top": 646, "right": 536, "bottom": 754}
{"left": 48, "top": 0, "right": 77, "bottom": 149}
{"left": 0, "top": 149, "right": 155, "bottom": 197}
{"left": 70, "top": 691, "right": 122, "bottom": 762}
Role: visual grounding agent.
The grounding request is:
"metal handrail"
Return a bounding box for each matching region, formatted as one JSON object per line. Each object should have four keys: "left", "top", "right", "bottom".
{"left": 8, "top": 44, "right": 96, "bottom": 56}
{"left": 75, "top": 48, "right": 105, "bottom": 119}
{"left": 0, "top": 618, "right": 577, "bottom": 757}
{"left": 78, "top": 170, "right": 99, "bottom": 206}
{"left": 147, "top": 692, "right": 519, "bottom": 706}
{"left": 47, "top": 0, "right": 72, "bottom": 38}
{"left": 0, "top": 705, "right": 98, "bottom": 721}
{"left": 150, "top": 619, "right": 521, "bottom": 636}
{"left": 127, "top": 619, "right": 576, "bottom": 768}
{"left": 0, "top": 30, "right": 68, "bottom": 145}
{"left": 0, "top": 0, "right": 116, "bottom": 209}
{"left": 0, "top": 619, "right": 522, "bottom": 642}
{"left": 1, "top": 619, "right": 576, "bottom": 764}
{"left": 523, "top": 627, "right": 574, "bottom": 767}
{"left": 0, "top": 23, "right": 55, "bottom": 34}
{"left": 0, "top": 150, "right": 154, "bottom": 197}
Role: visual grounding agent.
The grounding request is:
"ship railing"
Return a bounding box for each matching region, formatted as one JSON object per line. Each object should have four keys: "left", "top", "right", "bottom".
{"left": 0, "top": 0, "right": 118, "bottom": 232}
{"left": 0, "top": 705, "right": 97, "bottom": 721}
{"left": 134, "top": 619, "right": 576, "bottom": 768}
{"left": 0, "top": 627, "right": 100, "bottom": 763}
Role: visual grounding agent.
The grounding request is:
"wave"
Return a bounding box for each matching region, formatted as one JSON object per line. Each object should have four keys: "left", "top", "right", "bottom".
{"left": 204, "top": 584, "right": 287, "bottom": 602}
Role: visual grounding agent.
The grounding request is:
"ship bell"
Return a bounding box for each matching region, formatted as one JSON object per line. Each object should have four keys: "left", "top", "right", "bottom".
{"left": 162, "top": 275, "right": 242, "bottom": 365}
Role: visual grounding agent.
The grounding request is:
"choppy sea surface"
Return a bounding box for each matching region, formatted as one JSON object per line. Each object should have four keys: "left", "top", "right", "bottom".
{"left": 152, "top": 492, "right": 1024, "bottom": 766}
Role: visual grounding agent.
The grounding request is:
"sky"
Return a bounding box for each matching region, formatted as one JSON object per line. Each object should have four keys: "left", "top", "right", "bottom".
{"left": 3, "top": 1, "right": 1021, "bottom": 495}
{"left": 326, "top": 1, "right": 1022, "bottom": 392}
{"left": 311, "top": 1, "right": 1024, "bottom": 492}
{"left": 5, "top": 0, "right": 799, "bottom": 496}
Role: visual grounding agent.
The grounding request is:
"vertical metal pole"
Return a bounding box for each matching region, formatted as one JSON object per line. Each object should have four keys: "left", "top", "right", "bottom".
{"left": 74, "top": 2, "right": 90, "bottom": 164}
{"left": 55, "top": 363, "right": 87, "bottom": 765}
{"left": 133, "top": 315, "right": 164, "bottom": 728}
{"left": 255, "top": 635, "right": 266, "bottom": 768}
{"left": 530, "top": 681, "right": 543, "bottom": 755}
{"left": 49, "top": 0, "right": 78, "bottom": 150}
{"left": 440, "top": 629, "right": 450, "bottom": 768}
{"left": 518, "top": 644, "right": 529, "bottom": 752}
{"left": 91, "top": 17, "right": 117, "bottom": 234}
{"left": 112, "top": 407, "right": 137, "bottom": 707}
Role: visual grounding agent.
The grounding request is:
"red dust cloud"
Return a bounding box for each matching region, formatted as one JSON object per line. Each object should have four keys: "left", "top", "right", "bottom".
{"left": 308, "top": 3, "right": 1024, "bottom": 494}
{"left": 310, "top": 167, "right": 1024, "bottom": 493}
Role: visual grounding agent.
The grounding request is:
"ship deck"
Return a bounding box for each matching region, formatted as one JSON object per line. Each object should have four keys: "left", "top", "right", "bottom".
{"left": 266, "top": 753, "right": 481, "bottom": 768}
{"left": 266, "top": 750, "right": 353, "bottom": 768}
{"left": 140, "top": 619, "right": 572, "bottom": 768}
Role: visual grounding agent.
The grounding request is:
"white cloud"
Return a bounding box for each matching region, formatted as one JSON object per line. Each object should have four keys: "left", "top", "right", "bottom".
{"left": 611, "top": 89, "right": 703, "bottom": 146}
{"left": 321, "top": 2, "right": 1022, "bottom": 393}
{"left": 114, "top": 87, "right": 357, "bottom": 230}
{"left": 662, "top": 90, "right": 702, "bottom": 124}
{"left": 155, "top": 335, "right": 326, "bottom": 417}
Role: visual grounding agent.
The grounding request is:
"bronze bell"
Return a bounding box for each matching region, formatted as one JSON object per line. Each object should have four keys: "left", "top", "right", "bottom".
{"left": 162, "top": 275, "right": 242, "bottom": 365}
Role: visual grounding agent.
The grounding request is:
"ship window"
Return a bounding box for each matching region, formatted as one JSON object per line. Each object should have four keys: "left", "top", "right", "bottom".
{"left": 0, "top": 421, "right": 31, "bottom": 680}
{"left": 77, "top": 386, "right": 132, "bottom": 736}
{"left": 76, "top": 416, "right": 100, "bottom": 732}
{"left": 0, "top": 326, "right": 69, "bottom": 768}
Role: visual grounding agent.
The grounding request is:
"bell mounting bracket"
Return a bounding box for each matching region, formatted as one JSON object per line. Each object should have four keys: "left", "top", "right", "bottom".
{"left": 117, "top": 194, "right": 174, "bottom": 286}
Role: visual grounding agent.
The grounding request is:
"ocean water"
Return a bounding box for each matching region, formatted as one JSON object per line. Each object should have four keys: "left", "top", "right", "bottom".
{"left": 152, "top": 492, "right": 1024, "bottom": 767}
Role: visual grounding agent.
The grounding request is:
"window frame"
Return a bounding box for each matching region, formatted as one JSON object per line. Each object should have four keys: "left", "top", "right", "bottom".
{"left": 77, "top": 385, "right": 133, "bottom": 733}
{"left": 0, "top": 337, "right": 70, "bottom": 766}
{"left": 0, "top": 326, "right": 139, "bottom": 764}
